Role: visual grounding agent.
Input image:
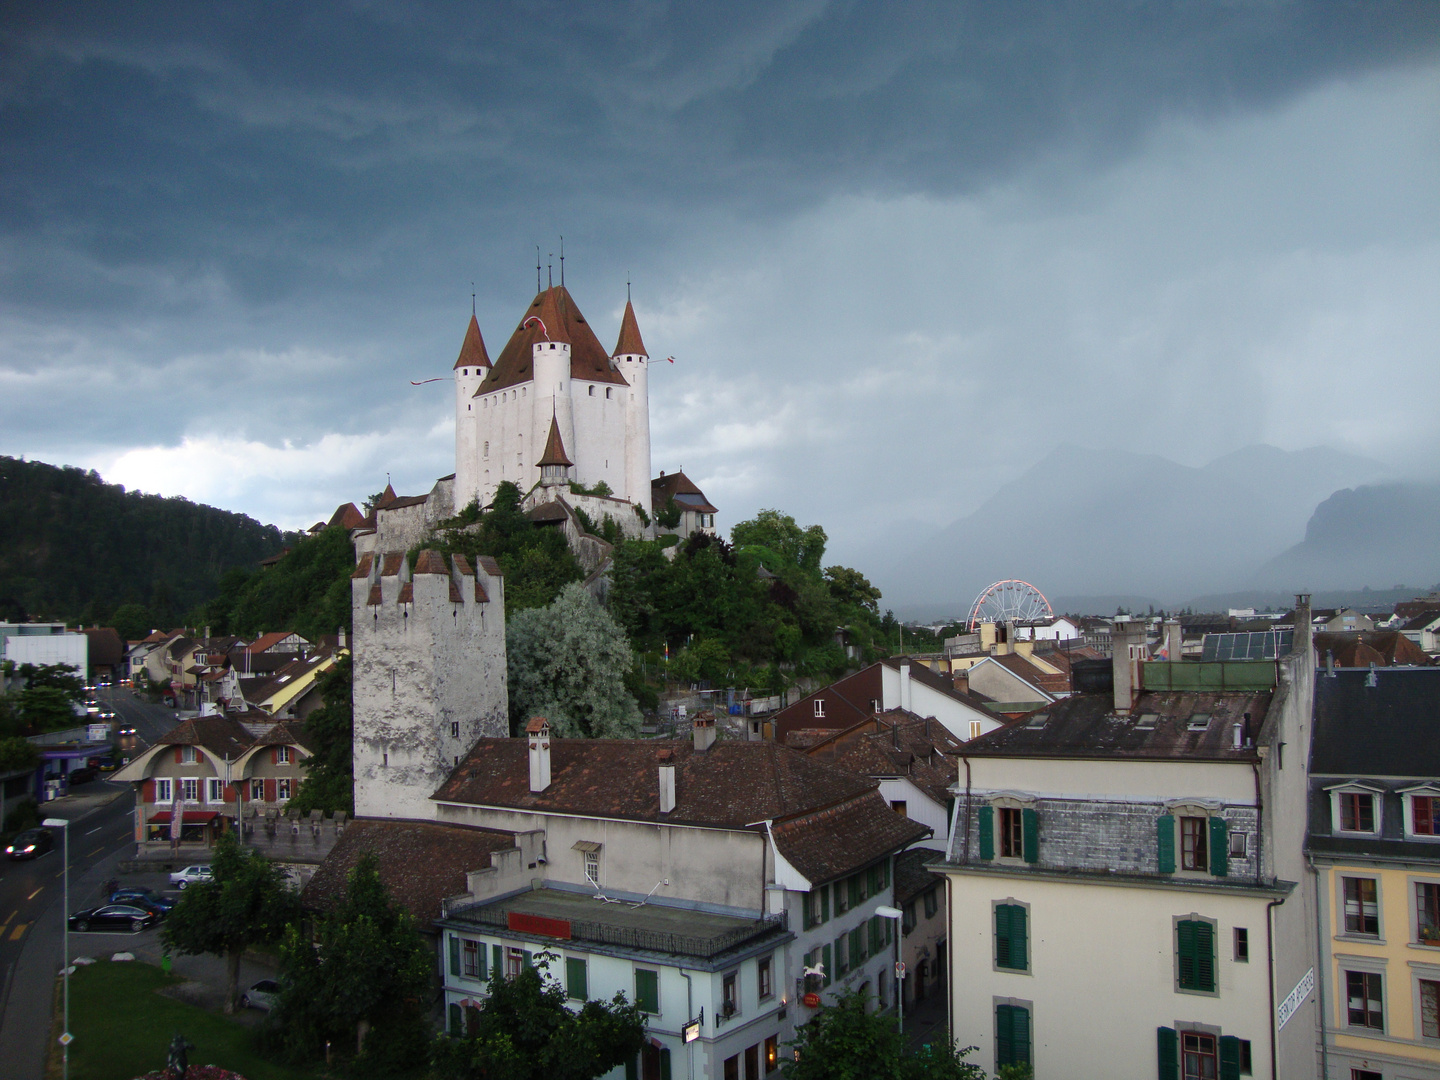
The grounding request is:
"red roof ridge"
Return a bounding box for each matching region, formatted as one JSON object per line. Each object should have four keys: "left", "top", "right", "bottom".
{"left": 453, "top": 313, "right": 492, "bottom": 370}
{"left": 613, "top": 299, "right": 648, "bottom": 357}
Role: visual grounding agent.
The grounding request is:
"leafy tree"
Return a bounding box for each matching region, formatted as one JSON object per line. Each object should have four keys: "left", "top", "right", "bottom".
{"left": 655, "top": 497, "right": 682, "bottom": 530}
{"left": 161, "top": 832, "right": 300, "bottom": 1013}
{"left": 277, "top": 853, "right": 432, "bottom": 1063}
{"left": 432, "top": 953, "right": 646, "bottom": 1080}
{"left": 0, "top": 736, "right": 40, "bottom": 771}
{"left": 18, "top": 686, "right": 80, "bottom": 732}
{"left": 15, "top": 662, "right": 85, "bottom": 698}
{"left": 732, "top": 510, "right": 828, "bottom": 574}
{"left": 225, "top": 524, "right": 354, "bottom": 641}
{"left": 783, "top": 989, "right": 984, "bottom": 1080}
{"left": 287, "top": 654, "right": 354, "bottom": 815}
{"left": 109, "top": 602, "right": 157, "bottom": 642}
{"left": 825, "top": 566, "right": 883, "bottom": 615}
{"left": 508, "top": 583, "right": 642, "bottom": 737}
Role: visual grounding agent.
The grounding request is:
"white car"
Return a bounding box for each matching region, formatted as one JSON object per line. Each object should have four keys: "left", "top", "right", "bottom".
{"left": 241, "top": 978, "right": 281, "bottom": 1010}
{"left": 169, "top": 865, "right": 214, "bottom": 889}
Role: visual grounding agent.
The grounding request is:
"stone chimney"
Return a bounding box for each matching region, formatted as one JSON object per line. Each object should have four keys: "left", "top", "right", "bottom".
{"left": 337, "top": 626, "right": 347, "bottom": 651}
{"left": 526, "top": 717, "right": 551, "bottom": 792}
{"left": 693, "top": 715, "right": 715, "bottom": 753}
{"left": 658, "top": 748, "right": 676, "bottom": 813}
{"left": 1163, "top": 618, "right": 1183, "bottom": 661}
{"left": 1112, "top": 620, "right": 1146, "bottom": 715}
{"left": 899, "top": 661, "right": 913, "bottom": 713}
{"left": 1294, "top": 593, "right": 1313, "bottom": 657}
{"left": 953, "top": 669, "right": 969, "bottom": 696}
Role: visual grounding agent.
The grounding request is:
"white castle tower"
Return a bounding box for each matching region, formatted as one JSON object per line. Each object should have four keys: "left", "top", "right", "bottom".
{"left": 452, "top": 282, "right": 653, "bottom": 513}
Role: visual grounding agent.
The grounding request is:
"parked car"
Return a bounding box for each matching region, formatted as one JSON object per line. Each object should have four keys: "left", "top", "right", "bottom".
{"left": 109, "top": 887, "right": 177, "bottom": 914}
{"left": 169, "top": 865, "right": 214, "bottom": 889}
{"left": 5, "top": 828, "right": 54, "bottom": 860}
{"left": 68, "top": 904, "right": 159, "bottom": 933}
{"left": 241, "top": 979, "right": 281, "bottom": 1010}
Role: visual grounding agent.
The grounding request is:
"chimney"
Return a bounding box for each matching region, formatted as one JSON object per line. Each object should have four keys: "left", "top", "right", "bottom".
{"left": 1231, "top": 722, "right": 1243, "bottom": 749}
{"left": 526, "top": 717, "right": 551, "bottom": 792}
{"left": 1112, "top": 621, "right": 1145, "bottom": 715}
{"left": 658, "top": 748, "right": 676, "bottom": 813}
{"left": 1164, "top": 618, "right": 1182, "bottom": 661}
{"left": 1326, "top": 650, "right": 1334, "bottom": 678}
{"left": 693, "top": 715, "right": 715, "bottom": 753}
{"left": 1294, "top": 592, "right": 1313, "bottom": 657}
{"left": 899, "top": 661, "right": 913, "bottom": 713}
{"left": 338, "top": 626, "right": 348, "bottom": 651}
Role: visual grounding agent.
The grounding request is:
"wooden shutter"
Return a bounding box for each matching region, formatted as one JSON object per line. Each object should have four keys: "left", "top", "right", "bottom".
{"left": 1195, "top": 921, "right": 1215, "bottom": 991}
{"left": 1157, "top": 814, "right": 1175, "bottom": 873}
{"left": 979, "top": 805, "right": 995, "bottom": 860}
{"left": 660, "top": 1048, "right": 672, "bottom": 1080}
{"left": 492, "top": 944, "right": 502, "bottom": 977}
{"left": 851, "top": 926, "right": 865, "bottom": 963}
{"left": 1011, "top": 1004, "right": 1031, "bottom": 1064}
{"left": 849, "top": 875, "right": 863, "bottom": 909}
{"left": 175, "top": 747, "right": 183, "bottom": 764}
{"left": 449, "top": 1002, "right": 462, "bottom": 1035}
{"left": 1219, "top": 1035, "right": 1241, "bottom": 1080}
{"left": 566, "top": 957, "right": 588, "bottom": 1000}
{"left": 822, "top": 943, "right": 832, "bottom": 986}
{"left": 1022, "top": 807, "right": 1040, "bottom": 863}
{"left": 1210, "top": 817, "right": 1228, "bottom": 877}
{"left": 1011, "top": 905, "right": 1028, "bottom": 970}
{"left": 448, "top": 934, "right": 460, "bottom": 976}
{"left": 996, "top": 1004, "right": 1014, "bottom": 1065}
{"left": 820, "top": 884, "right": 830, "bottom": 922}
{"left": 996, "top": 904, "right": 1024, "bottom": 969}
{"left": 1157, "top": 1027, "right": 1178, "bottom": 1080}
{"left": 1177, "top": 921, "right": 1196, "bottom": 987}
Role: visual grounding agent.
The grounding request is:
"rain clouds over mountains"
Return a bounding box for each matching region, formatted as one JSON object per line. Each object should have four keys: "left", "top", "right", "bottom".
{"left": 878, "top": 445, "right": 1440, "bottom": 614}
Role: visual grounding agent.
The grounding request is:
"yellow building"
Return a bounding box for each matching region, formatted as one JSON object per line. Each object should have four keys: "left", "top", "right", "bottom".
{"left": 1311, "top": 666, "right": 1440, "bottom": 1080}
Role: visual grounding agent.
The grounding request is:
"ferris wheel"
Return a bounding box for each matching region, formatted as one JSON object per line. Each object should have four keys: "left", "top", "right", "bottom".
{"left": 966, "top": 579, "right": 1054, "bottom": 631}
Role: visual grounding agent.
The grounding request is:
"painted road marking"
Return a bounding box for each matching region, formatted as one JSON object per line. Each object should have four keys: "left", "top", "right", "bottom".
{"left": 26, "top": 887, "right": 42, "bottom": 901}
{"left": 8, "top": 923, "right": 26, "bottom": 941}
{"left": 85, "top": 826, "right": 102, "bottom": 835}
{"left": 1, "top": 910, "right": 14, "bottom": 928}
{"left": 87, "top": 847, "right": 104, "bottom": 858}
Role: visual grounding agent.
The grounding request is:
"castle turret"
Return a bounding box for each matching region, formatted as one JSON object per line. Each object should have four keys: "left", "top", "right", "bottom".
{"left": 453, "top": 314, "right": 492, "bottom": 508}
{"left": 613, "top": 299, "right": 652, "bottom": 509}
{"left": 537, "top": 413, "right": 574, "bottom": 490}
{"left": 351, "top": 549, "right": 508, "bottom": 819}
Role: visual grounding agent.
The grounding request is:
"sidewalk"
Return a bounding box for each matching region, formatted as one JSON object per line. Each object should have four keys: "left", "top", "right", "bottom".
{"left": 36, "top": 780, "right": 128, "bottom": 824}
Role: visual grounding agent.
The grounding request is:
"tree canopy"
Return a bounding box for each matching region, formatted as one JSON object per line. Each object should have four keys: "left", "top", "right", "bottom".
{"left": 508, "top": 583, "right": 641, "bottom": 737}
{"left": 783, "top": 989, "right": 984, "bottom": 1080}
{"left": 286, "top": 654, "right": 354, "bottom": 815}
{"left": 207, "top": 523, "right": 355, "bottom": 640}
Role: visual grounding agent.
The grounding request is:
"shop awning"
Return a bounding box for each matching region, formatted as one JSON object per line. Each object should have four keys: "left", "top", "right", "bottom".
{"left": 147, "top": 810, "right": 220, "bottom": 825}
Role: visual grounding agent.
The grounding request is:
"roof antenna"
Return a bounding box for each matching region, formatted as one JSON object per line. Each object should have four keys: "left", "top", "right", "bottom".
{"left": 536, "top": 247, "right": 542, "bottom": 294}
{"left": 559, "top": 236, "right": 564, "bottom": 287}
{"left": 471, "top": 282, "right": 475, "bottom": 317}
{"left": 627, "top": 275, "right": 631, "bottom": 303}
{"left": 548, "top": 254, "right": 553, "bottom": 289}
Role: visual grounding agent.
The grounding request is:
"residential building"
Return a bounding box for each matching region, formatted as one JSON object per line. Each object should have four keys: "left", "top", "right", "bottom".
{"left": 1402, "top": 612, "right": 1440, "bottom": 655}
{"left": 933, "top": 600, "right": 1318, "bottom": 1078}
{"left": 81, "top": 626, "right": 125, "bottom": 682}
{"left": 1313, "top": 631, "right": 1433, "bottom": 669}
{"left": 0, "top": 622, "right": 87, "bottom": 672}
{"left": 651, "top": 470, "right": 718, "bottom": 537}
{"left": 1309, "top": 665, "right": 1440, "bottom": 1080}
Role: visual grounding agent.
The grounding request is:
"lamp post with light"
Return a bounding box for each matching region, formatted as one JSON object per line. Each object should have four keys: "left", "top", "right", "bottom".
{"left": 42, "top": 816, "right": 71, "bottom": 1080}
{"left": 875, "top": 905, "right": 904, "bottom": 1036}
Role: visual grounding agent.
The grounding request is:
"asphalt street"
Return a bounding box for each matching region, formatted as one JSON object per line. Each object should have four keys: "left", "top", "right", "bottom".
{"left": 0, "top": 687, "right": 181, "bottom": 1080}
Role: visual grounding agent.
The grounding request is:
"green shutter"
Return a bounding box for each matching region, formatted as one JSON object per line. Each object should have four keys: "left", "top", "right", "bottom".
{"left": 822, "top": 943, "right": 832, "bottom": 986}
{"left": 1195, "top": 921, "right": 1215, "bottom": 991}
{"left": 835, "top": 935, "right": 846, "bottom": 974}
{"left": 1012, "top": 1005, "right": 1031, "bottom": 1064}
{"left": 1177, "top": 921, "right": 1196, "bottom": 988}
{"left": 449, "top": 934, "right": 460, "bottom": 977}
{"left": 995, "top": 904, "right": 1011, "bottom": 967}
{"left": 979, "top": 805, "right": 995, "bottom": 860}
{"left": 1210, "top": 816, "right": 1229, "bottom": 877}
{"left": 880, "top": 860, "right": 889, "bottom": 890}
{"left": 566, "top": 957, "right": 588, "bottom": 1001}
{"left": 1022, "top": 807, "right": 1040, "bottom": 864}
{"left": 851, "top": 926, "right": 865, "bottom": 963}
{"left": 1157, "top": 1027, "right": 1178, "bottom": 1080}
{"left": 996, "top": 1004, "right": 1014, "bottom": 1065}
{"left": 492, "top": 943, "right": 502, "bottom": 979}
{"left": 850, "top": 875, "right": 863, "bottom": 908}
{"left": 1011, "top": 905, "right": 1028, "bottom": 970}
{"left": 1157, "top": 814, "right": 1175, "bottom": 874}
{"left": 449, "top": 1002, "right": 462, "bottom": 1035}
{"left": 660, "top": 1048, "right": 672, "bottom": 1080}
{"left": 523, "top": 950, "right": 533, "bottom": 970}
{"left": 636, "top": 969, "right": 659, "bottom": 1014}
{"left": 996, "top": 904, "right": 1026, "bottom": 970}
{"left": 821, "top": 884, "right": 830, "bottom": 922}
{"left": 802, "top": 894, "right": 814, "bottom": 931}
{"left": 1219, "top": 1035, "right": 1241, "bottom": 1080}
{"left": 478, "top": 942, "right": 487, "bottom": 980}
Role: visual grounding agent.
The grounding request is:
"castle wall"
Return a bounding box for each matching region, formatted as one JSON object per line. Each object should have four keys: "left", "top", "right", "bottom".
{"left": 352, "top": 551, "right": 508, "bottom": 820}
{"left": 569, "top": 378, "right": 630, "bottom": 499}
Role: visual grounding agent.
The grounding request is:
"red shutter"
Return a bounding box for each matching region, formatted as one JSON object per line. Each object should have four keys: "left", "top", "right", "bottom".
{"left": 272, "top": 747, "right": 279, "bottom": 765}
{"left": 265, "top": 779, "right": 276, "bottom": 803}
{"left": 143, "top": 780, "right": 155, "bottom": 803}
{"left": 223, "top": 783, "right": 236, "bottom": 803}
{"left": 175, "top": 747, "right": 183, "bottom": 764}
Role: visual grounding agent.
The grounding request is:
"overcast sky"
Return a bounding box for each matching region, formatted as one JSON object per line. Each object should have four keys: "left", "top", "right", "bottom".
{"left": 3, "top": 2, "right": 1437, "bottom": 575}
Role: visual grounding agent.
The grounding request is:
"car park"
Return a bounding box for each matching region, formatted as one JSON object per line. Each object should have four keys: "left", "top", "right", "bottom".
{"left": 68, "top": 904, "right": 159, "bottom": 933}
{"left": 241, "top": 979, "right": 281, "bottom": 1010}
{"left": 169, "top": 865, "right": 214, "bottom": 889}
{"left": 5, "top": 828, "right": 54, "bottom": 860}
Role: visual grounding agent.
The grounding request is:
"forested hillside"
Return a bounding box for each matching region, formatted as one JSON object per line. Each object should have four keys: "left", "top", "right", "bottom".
{"left": 0, "top": 456, "right": 286, "bottom": 625}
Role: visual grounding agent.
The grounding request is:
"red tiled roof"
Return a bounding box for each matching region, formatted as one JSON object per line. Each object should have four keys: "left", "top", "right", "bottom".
{"left": 651, "top": 471, "right": 717, "bottom": 515}
{"left": 613, "top": 299, "right": 648, "bottom": 357}
{"left": 381, "top": 553, "right": 405, "bottom": 576}
{"left": 156, "top": 715, "right": 256, "bottom": 759}
{"left": 301, "top": 819, "right": 517, "bottom": 925}
{"left": 538, "top": 416, "right": 574, "bottom": 467}
{"left": 374, "top": 484, "right": 398, "bottom": 510}
{"left": 329, "top": 502, "right": 367, "bottom": 530}
{"left": 477, "top": 556, "right": 503, "bottom": 577}
{"left": 248, "top": 631, "right": 300, "bottom": 655}
{"left": 477, "top": 286, "right": 629, "bottom": 395}
{"left": 453, "top": 313, "right": 492, "bottom": 371}
{"left": 805, "top": 710, "right": 965, "bottom": 805}
{"left": 398, "top": 582, "right": 414, "bottom": 604}
{"left": 351, "top": 553, "right": 374, "bottom": 580}
{"left": 82, "top": 627, "right": 125, "bottom": 667}
{"left": 771, "top": 792, "right": 930, "bottom": 885}
{"left": 413, "top": 549, "right": 448, "bottom": 575}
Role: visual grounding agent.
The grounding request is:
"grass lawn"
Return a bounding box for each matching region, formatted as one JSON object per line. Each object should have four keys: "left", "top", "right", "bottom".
{"left": 54, "top": 961, "right": 318, "bottom": 1080}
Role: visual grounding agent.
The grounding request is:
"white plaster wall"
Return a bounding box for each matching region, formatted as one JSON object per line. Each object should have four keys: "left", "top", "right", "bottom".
{"left": 4, "top": 633, "right": 87, "bottom": 673}
{"left": 880, "top": 666, "right": 998, "bottom": 741}
{"left": 617, "top": 353, "right": 650, "bottom": 507}
{"left": 564, "top": 491, "right": 648, "bottom": 540}
{"left": 876, "top": 778, "right": 949, "bottom": 851}
{"left": 569, "top": 380, "right": 629, "bottom": 497}
{"left": 353, "top": 556, "right": 508, "bottom": 820}
{"left": 943, "top": 870, "right": 1276, "bottom": 1079}
{"left": 455, "top": 366, "right": 485, "bottom": 507}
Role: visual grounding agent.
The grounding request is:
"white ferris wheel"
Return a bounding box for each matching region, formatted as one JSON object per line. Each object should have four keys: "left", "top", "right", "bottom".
{"left": 966, "top": 579, "right": 1054, "bottom": 632}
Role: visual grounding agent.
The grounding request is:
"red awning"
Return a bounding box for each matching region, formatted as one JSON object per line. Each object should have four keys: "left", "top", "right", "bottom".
{"left": 147, "top": 810, "right": 220, "bottom": 825}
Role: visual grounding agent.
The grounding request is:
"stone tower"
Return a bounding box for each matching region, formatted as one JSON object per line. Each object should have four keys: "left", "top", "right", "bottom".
{"left": 350, "top": 548, "right": 507, "bottom": 820}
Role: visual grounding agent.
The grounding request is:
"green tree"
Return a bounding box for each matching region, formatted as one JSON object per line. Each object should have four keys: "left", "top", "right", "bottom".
{"left": 15, "top": 662, "right": 85, "bottom": 698}
{"left": 160, "top": 832, "right": 300, "bottom": 1013}
{"left": 824, "top": 565, "right": 883, "bottom": 615}
{"left": 432, "top": 953, "right": 646, "bottom": 1080}
{"left": 109, "top": 602, "right": 157, "bottom": 642}
{"left": 225, "top": 524, "right": 354, "bottom": 641}
{"left": 508, "top": 583, "right": 642, "bottom": 737}
{"left": 287, "top": 654, "right": 354, "bottom": 815}
{"left": 783, "top": 989, "right": 984, "bottom": 1080}
{"left": 0, "top": 736, "right": 40, "bottom": 771}
{"left": 18, "top": 686, "right": 80, "bottom": 732}
{"left": 277, "top": 852, "right": 433, "bottom": 1063}
{"left": 732, "top": 510, "right": 828, "bottom": 574}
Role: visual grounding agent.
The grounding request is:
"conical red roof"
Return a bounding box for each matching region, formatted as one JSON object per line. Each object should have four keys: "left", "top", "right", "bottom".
{"left": 374, "top": 484, "right": 398, "bottom": 510}
{"left": 538, "top": 415, "right": 574, "bottom": 468}
{"left": 613, "top": 300, "right": 648, "bottom": 357}
{"left": 477, "top": 285, "right": 630, "bottom": 395}
{"left": 453, "top": 314, "right": 491, "bottom": 370}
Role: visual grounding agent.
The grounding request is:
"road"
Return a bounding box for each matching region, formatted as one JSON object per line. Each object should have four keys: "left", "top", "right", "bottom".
{"left": 0, "top": 686, "right": 181, "bottom": 1080}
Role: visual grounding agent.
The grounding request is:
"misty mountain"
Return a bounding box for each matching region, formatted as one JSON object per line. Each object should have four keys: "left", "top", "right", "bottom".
{"left": 1256, "top": 482, "right": 1440, "bottom": 592}
{"left": 876, "top": 444, "right": 1390, "bottom": 613}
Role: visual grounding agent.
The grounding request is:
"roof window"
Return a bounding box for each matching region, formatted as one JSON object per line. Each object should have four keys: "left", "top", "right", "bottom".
{"left": 1026, "top": 716, "right": 1047, "bottom": 729}
{"left": 1187, "top": 714, "right": 1212, "bottom": 732}
{"left": 1135, "top": 713, "right": 1159, "bottom": 730}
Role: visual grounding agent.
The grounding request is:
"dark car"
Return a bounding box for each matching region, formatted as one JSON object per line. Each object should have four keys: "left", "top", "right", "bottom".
{"left": 68, "top": 904, "right": 159, "bottom": 933}
{"left": 5, "top": 828, "right": 54, "bottom": 860}
{"left": 117, "top": 723, "right": 137, "bottom": 736}
{"left": 109, "top": 887, "right": 177, "bottom": 914}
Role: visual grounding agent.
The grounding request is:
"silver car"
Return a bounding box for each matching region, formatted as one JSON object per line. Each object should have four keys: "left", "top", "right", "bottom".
{"left": 168, "top": 864, "right": 214, "bottom": 889}
{"left": 241, "top": 979, "right": 280, "bottom": 1010}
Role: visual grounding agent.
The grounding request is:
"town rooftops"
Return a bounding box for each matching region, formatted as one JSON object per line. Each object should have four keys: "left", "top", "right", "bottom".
{"left": 894, "top": 847, "right": 944, "bottom": 906}
{"left": 302, "top": 818, "right": 519, "bottom": 924}
{"left": 1313, "top": 631, "right": 1433, "bottom": 668}
{"left": 960, "top": 689, "right": 1271, "bottom": 762}
{"left": 1311, "top": 667, "right": 1440, "bottom": 776}
{"left": 805, "top": 710, "right": 966, "bottom": 805}
{"left": 478, "top": 285, "right": 629, "bottom": 395}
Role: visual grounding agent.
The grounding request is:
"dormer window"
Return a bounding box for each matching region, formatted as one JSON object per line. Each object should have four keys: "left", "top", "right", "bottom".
{"left": 1401, "top": 785, "right": 1440, "bottom": 839}
{"left": 1328, "top": 782, "right": 1383, "bottom": 835}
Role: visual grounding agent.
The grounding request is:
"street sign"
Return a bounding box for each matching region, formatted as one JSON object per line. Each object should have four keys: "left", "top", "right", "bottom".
{"left": 58, "top": 1033, "right": 74, "bottom": 1046}
{"left": 1277, "top": 967, "right": 1314, "bottom": 1030}
{"left": 895, "top": 961, "right": 906, "bottom": 979}
{"left": 682, "top": 1019, "right": 701, "bottom": 1044}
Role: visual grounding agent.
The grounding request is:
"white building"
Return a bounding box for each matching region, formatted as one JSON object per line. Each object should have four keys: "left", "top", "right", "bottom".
{"left": 0, "top": 622, "right": 87, "bottom": 673}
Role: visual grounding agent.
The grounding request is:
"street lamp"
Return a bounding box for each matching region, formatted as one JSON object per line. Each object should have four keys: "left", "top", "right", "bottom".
{"left": 43, "top": 816, "right": 71, "bottom": 1080}
{"left": 875, "top": 905, "right": 904, "bottom": 1036}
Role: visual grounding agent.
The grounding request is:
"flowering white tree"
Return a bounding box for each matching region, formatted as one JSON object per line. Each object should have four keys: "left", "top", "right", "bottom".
{"left": 507, "top": 582, "right": 642, "bottom": 738}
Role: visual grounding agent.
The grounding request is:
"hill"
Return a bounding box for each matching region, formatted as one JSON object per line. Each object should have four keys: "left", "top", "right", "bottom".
{"left": 0, "top": 456, "right": 286, "bottom": 626}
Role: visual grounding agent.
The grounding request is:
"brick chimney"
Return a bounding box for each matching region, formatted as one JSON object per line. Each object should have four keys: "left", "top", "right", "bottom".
{"left": 693, "top": 715, "right": 715, "bottom": 753}
{"left": 658, "top": 748, "right": 676, "bottom": 813}
{"left": 1112, "top": 620, "right": 1147, "bottom": 715}
{"left": 526, "top": 717, "right": 551, "bottom": 792}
